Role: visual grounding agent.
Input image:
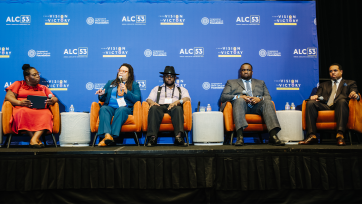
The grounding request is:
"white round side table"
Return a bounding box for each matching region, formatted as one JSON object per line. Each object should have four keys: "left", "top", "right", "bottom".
{"left": 192, "top": 111, "right": 224, "bottom": 146}
{"left": 276, "top": 110, "right": 304, "bottom": 143}
{"left": 59, "top": 112, "right": 91, "bottom": 147}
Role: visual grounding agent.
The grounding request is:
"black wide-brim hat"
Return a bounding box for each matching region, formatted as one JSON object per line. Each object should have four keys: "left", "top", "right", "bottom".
{"left": 160, "top": 66, "right": 179, "bottom": 75}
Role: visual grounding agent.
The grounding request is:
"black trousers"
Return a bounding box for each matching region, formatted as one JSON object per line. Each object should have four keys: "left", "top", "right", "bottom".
{"left": 305, "top": 99, "right": 349, "bottom": 135}
{"left": 146, "top": 104, "right": 184, "bottom": 137}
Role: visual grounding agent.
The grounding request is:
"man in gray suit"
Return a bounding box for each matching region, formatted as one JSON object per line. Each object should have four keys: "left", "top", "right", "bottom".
{"left": 220, "top": 63, "right": 284, "bottom": 146}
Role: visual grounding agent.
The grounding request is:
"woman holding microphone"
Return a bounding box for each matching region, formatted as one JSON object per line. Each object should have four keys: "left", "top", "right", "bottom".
{"left": 95, "top": 63, "right": 141, "bottom": 146}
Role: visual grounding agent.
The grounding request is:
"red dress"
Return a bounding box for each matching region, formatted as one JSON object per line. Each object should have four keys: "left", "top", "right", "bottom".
{"left": 5, "top": 81, "right": 54, "bottom": 134}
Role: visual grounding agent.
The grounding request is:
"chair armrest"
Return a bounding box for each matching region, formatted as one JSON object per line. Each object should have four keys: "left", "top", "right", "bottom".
{"left": 90, "top": 102, "right": 100, "bottom": 133}
{"left": 223, "top": 101, "right": 234, "bottom": 132}
{"left": 133, "top": 101, "right": 142, "bottom": 132}
{"left": 49, "top": 102, "right": 60, "bottom": 134}
{"left": 347, "top": 94, "right": 362, "bottom": 133}
{"left": 142, "top": 101, "right": 150, "bottom": 131}
{"left": 183, "top": 101, "right": 192, "bottom": 131}
{"left": 302, "top": 100, "right": 307, "bottom": 130}
{"left": 2, "top": 101, "right": 14, "bottom": 135}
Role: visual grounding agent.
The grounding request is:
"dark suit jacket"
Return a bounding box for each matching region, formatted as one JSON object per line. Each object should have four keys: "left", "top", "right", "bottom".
{"left": 98, "top": 80, "right": 141, "bottom": 110}
{"left": 316, "top": 79, "right": 359, "bottom": 104}
{"left": 220, "top": 78, "right": 271, "bottom": 111}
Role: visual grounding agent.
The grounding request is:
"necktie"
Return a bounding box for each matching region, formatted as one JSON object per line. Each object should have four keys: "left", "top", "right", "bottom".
{"left": 327, "top": 80, "right": 337, "bottom": 106}
{"left": 245, "top": 80, "right": 253, "bottom": 108}
{"left": 246, "top": 80, "right": 253, "bottom": 97}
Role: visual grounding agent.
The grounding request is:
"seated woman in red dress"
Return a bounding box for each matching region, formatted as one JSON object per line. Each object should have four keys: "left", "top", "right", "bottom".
{"left": 4, "top": 64, "right": 58, "bottom": 148}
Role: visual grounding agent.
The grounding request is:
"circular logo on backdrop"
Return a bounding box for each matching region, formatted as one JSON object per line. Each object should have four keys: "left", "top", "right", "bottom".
{"left": 28, "top": 49, "right": 36, "bottom": 58}
{"left": 202, "top": 82, "right": 210, "bottom": 90}
{"left": 201, "top": 17, "right": 209, "bottom": 25}
{"left": 144, "top": 49, "right": 152, "bottom": 57}
{"left": 314, "top": 18, "right": 317, "bottom": 25}
{"left": 86, "top": 17, "right": 94, "bottom": 25}
{"left": 259, "top": 49, "right": 267, "bottom": 57}
{"left": 86, "top": 82, "right": 94, "bottom": 90}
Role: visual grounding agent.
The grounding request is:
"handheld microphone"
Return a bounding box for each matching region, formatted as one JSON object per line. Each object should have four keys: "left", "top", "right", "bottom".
{"left": 318, "top": 96, "right": 328, "bottom": 104}
{"left": 119, "top": 75, "right": 125, "bottom": 84}
{"left": 46, "top": 94, "right": 53, "bottom": 108}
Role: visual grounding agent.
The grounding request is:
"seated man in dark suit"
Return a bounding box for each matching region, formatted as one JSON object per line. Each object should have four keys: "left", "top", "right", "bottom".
{"left": 220, "top": 63, "right": 284, "bottom": 146}
{"left": 300, "top": 63, "right": 359, "bottom": 146}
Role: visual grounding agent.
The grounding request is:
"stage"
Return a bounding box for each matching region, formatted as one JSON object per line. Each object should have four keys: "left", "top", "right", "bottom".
{"left": 1, "top": 143, "right": 362, "bottom": 155}
{"left": 1, "top": 144, "right": 362, "bottom": 203}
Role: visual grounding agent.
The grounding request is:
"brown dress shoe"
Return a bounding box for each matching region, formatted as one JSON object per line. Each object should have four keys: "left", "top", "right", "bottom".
{"left": 298, "top": 135, "right": 318, "bottom": 145}
{"left": 336, "top": 137, "right": 346, "bottom": 146}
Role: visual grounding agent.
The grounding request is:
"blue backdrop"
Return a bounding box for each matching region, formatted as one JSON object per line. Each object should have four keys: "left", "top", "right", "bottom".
{"left": 0, "top": 0, "right": 318, "bottom": 144}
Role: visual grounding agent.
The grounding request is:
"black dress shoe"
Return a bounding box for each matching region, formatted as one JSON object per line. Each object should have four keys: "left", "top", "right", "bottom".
{"left": 268, "top": 135, "right": 285, "bottom": 146}
{"left": 235, "top": 136, "right": 244, "bottom": 146}
{"left": 174, "top": 137, "right": 187, "bottom": 146}
{"left": 147, "top": 137, "right": 157, "bottom": 147}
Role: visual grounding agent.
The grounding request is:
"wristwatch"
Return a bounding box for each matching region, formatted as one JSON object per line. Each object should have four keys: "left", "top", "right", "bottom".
{"left": 179, "top": 99, "right": 184, "bottom": 105}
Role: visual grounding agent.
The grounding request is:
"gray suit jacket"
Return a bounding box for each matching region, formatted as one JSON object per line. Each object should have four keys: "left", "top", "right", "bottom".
{"left": 220, "top": 78, "right": 272, "bottom": 111}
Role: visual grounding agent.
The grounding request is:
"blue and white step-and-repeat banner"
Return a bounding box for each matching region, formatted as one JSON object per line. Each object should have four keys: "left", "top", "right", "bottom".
{"left": 0, "top": 0, "right": 318, "bottom": 144}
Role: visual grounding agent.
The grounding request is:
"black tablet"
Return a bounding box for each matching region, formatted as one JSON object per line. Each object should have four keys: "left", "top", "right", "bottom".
{"left": 27, "top": 95, "right": 48, "bottom": 109}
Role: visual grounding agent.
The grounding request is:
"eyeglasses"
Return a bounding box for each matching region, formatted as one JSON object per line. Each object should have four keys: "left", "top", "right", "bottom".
{"left": 31, "top": 72, "right": 41, "bottom": 77}
{"left": 119, "top": 70, "right": 128, "bottom": 74}
{"left": 164, "top": 75, "right": 175, "bottom": 79}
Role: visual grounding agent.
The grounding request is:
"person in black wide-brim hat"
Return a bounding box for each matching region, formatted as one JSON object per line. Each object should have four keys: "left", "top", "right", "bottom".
{"left": 145, "top": 66, "right": 191, "bottom": 147}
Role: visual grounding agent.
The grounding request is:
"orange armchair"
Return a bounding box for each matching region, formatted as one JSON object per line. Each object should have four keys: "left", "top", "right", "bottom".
{"left": 90, "top": 101, "right": 142, "bottom": 146}
{"left": 302, "top": 94, "right": 362, "bottom": 143}
{"left": 2, "top": 101, "right": 60, "bottom": 148}
{"left": 142, "top": 101, "right": 192, "bottom": 146}
{"left": 223, "top": 101, "right": 275, "bottom": 144}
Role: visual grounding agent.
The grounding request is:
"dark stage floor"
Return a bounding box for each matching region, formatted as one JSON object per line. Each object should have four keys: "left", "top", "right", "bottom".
{"left": 1, "top": 143, "right": 362, "bottom": 155}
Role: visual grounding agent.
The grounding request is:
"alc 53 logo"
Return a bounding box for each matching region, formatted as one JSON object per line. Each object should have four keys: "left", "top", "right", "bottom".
{"left": 6, "top": 15, "right": 31, "bottom": 25}
{"left": 293, "top": 47, "right": 317, "bottom": 58}
{"left": 63, "top": 48, "right": 88, "bottom": 58}
{"left": 179, "top": 48, "right": 204, "bottom": 57}
{"left": 236, "top": 15, "right": 260, "bottom": 25}
{"left": 122, "top": 15, "right": 146, "bottom": 25}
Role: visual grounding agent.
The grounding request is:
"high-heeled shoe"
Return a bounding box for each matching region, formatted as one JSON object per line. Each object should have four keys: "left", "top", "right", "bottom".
{"left": 29, "top": 144, "right": 42, "bottom": 148}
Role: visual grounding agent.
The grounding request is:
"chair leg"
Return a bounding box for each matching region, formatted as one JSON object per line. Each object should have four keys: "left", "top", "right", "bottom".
{"left": 42, "top": 135, "right": 47, "bottom": 146}
{"left": 230, "top": 131, "right": 234, "bottom": 145}
{"left": 349, "top": 131, "right": 353, "bottom": 146}
{"left": 184, "top": 131, "right": 189, "bottom": 147}
{"left": 258, "top": 133, "right": 263, "bottom": 144}
{"left": 7, "top": 134, "right": 13, "bottom": 148}
{"left": 144, "top": 133, "right": 147, "bottom": 147}
{"left": 92, "top": 133, "right": 98, "bottom": 147}
{"left": 51, "top": 134, "right": 57, "bottom": 148}
{"left": 133, "top": 132, "right": 140, "bottom": 146}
